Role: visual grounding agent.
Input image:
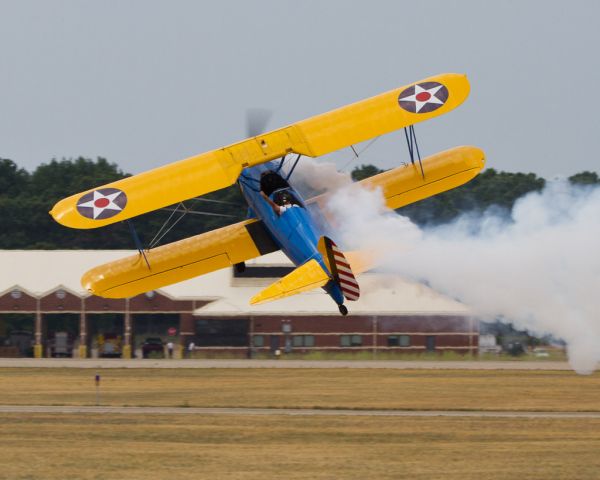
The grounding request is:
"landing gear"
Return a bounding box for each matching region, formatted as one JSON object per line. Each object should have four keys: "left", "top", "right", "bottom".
{"left": 338, "top": 304, "right": 348, "bottom": 316}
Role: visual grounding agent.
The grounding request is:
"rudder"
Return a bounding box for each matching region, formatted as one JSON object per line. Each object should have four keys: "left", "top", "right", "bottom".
{"left": 317, "top": 237, "right": 360, "bottom": 301}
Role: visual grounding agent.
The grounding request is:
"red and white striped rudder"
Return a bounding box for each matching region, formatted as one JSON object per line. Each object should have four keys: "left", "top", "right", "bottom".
{"left": 318, "top": 237, "right": 360, "bottom": 302}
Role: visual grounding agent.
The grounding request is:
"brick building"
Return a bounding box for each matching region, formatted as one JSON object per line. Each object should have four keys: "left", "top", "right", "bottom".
{"left": 0, "top": 250, "right": 478, "bottom": 358}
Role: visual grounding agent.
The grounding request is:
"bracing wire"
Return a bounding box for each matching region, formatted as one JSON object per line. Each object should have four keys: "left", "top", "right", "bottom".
{"left": 148, "top": 202, "right": 188, "bottom": 249}
{"left": 339, "top": 136, "right": 381, "bottom": 172}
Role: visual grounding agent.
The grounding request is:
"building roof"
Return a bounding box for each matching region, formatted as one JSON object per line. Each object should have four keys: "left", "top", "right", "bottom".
{"left": 0, "top": 250, "right": 470, "bottom": 316}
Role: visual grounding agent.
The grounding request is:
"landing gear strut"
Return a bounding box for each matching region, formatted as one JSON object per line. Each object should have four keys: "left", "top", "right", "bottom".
{"left": 338, "top": 304, "right": 348, "bottom": 316}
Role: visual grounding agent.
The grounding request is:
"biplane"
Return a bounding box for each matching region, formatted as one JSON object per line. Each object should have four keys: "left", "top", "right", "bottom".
{"left": 50, "top": 73, "right": 485, "bottom": 315}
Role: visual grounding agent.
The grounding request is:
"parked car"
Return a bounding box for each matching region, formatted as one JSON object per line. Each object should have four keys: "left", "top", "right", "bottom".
{"left": 533, "top": 347, "right": 550, "bottom": 358}
{"left": 141, "top": 337, "right": 164, "bottom": 358}
{"left": 98, "top": 333, "right": 122, "bottom": 358}
{"left": 49, "top": 331, "right": 73, "bottom": 357}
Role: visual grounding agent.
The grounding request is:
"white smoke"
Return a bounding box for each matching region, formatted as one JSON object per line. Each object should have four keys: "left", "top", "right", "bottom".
{"left": 286, "top": 157, "right": 352, "bottom": 198}
{"left": 327, "top": 179, "right": 600, "bottom": 374}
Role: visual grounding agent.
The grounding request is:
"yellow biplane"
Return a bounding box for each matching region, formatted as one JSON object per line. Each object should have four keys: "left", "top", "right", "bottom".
{"left": 50, "top": 73, "right": 485, "bottom": 315}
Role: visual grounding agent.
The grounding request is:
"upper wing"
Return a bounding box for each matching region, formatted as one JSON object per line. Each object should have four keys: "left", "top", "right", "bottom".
{"left": 82, "top": 219, "right": 279, "bottom": 298}
{"left": 309, "top": 145, "right": 485, "bottom": 213}
{"left": 51, "top": 73, "right": 470, "bottom": 229}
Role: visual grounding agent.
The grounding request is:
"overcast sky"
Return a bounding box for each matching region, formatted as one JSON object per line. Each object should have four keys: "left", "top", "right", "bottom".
{"left": 1, "top": 0, "right": 599, "bottom": 178}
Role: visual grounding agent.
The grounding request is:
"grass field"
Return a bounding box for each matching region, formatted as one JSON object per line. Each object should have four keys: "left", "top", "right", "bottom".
{"left": 1, "top": 368, "right": 599, "bottom": 411}
{"left": 1, "top": 368, "right": 599, "bottom": 479}
{"left": 2, "top": 414, "right": 600, "bottom": 480}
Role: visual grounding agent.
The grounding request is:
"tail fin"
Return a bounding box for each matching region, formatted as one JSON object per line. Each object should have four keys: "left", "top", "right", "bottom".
{"left": 318, "top": 237, "right": 360, "bottom": 301}
{"left": 250, "top": 259, "right": 330, "bottom": 305}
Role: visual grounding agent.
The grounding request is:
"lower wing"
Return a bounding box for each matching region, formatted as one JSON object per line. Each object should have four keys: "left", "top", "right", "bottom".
{"left": 309, "top": 145, "right": 485, "bottom": 213}
{"left": 358, "top": 145, "right": 485, "bottom": 210}
{"left": 82, "top": 219, "right": 279, "bottom": 298}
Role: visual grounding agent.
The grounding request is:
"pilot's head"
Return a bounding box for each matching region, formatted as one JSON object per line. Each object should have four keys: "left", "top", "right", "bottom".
{"left": 275, "top": 191, "right": 293, "bottom": 206}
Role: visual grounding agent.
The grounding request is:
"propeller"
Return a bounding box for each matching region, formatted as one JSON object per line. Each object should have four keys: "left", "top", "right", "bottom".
{"left": 246, "top": 108, "right": 272, "bottom": 138}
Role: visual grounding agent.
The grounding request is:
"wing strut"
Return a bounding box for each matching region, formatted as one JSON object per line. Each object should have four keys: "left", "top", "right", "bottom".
{"left": 275, "top": 155, "right": 286, "bottom": 173}
{"left": 285, "top": 154, "right": 302, "bottom": 181}
{"left": 127, "top": 220, "right": 151, "bottom": 270}
{"left": 404, "top": 125, "right": 425, "bottom": 179}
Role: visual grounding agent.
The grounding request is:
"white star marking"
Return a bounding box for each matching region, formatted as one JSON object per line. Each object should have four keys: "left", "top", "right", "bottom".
{"left": 401, "top": 84, "right": 445, "bottom": 113}
{"left": 78, "top": 190, "right": 124, "bottom": 219}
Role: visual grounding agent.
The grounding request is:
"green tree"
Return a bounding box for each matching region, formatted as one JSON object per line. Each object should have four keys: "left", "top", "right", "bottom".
{"left": 400, "top": 169, "right": 546, "bottom": 226}
{"left": 29, "top": 157, "right": 128, "bottom": 204}
{"left": 351, "top": 164, "right": 384, "bottom": 181}
{"left": 3, "top": 156, "right": 597, "bottom": 249}
{"left": 569, "top": 171, "right": 599, "bottom": 185}
{"left": 0, "top": 158, "right": 29, "bottom": 196}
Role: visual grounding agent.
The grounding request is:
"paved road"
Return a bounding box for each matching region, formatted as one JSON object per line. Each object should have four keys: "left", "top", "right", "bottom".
{"left": 1, "top": 404, "right": 598, "bottom": 418}
{"left": 0, "top": 358, "right": 576, "bottom": 370}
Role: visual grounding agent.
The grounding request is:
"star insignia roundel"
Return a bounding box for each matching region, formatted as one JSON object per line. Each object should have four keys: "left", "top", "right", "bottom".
{"left": 76, "top": 188, "right": 127, "bottom": 220}
{"left": 398, "top": 81, "right": 449, "bottom": 114}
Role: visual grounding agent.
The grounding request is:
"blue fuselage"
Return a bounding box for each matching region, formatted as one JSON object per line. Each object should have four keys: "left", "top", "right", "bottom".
{"left": 238, "top": 162, "right": 345, "bottom": 306}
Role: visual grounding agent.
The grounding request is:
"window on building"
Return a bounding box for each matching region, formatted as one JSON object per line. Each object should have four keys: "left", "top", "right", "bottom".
{"left": 292, "top": 335, "right": 315, "bottom": 347}
{"left": 341, "top": 335, "right": 362, "bottom": 347}
{"left": 253, "top": 335, "right": 264, "bottom": 347}
{"left": 399, "top": 335, "right": 410, "bottom": 347}
{"left": 388, "top": 336, "right": 399, "bottom": 347}
{"left": 194, "top": 318, "right": 249, "bottom": 347}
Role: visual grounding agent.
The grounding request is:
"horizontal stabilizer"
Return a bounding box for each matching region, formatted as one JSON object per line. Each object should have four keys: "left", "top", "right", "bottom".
{"left": 82, "top": 219, "right": 278, "bottom": 298}
{"left": 250, "top": 259, "right": 330, "bottom": 305}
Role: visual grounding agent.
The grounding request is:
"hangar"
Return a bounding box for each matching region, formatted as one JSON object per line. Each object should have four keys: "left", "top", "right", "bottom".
{"left": 0, "top": 250, "right": 478, "bottom": 358}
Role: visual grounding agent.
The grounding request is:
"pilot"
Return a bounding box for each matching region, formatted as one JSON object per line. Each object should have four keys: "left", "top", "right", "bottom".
{"left": 260, "top": 191, "right": 298, "bottom": 216}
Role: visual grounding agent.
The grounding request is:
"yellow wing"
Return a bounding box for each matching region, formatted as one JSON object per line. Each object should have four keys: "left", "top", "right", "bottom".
{"left": 309, "top": 145, "right": 485, "bottom": 213}
{"left": 51, "top": 73, "right": 470, "bottom": 229}
{"left": 359, "top": 145, "right": 485, "bottom": 210}
{"left": 82, "top": 219, "right": 278, "bottom": 298}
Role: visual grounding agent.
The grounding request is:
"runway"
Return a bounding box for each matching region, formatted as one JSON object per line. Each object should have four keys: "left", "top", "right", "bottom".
{"left": 1, "top": 404, "right": 598, "bottom": 418}
{"left": 0, "top": 358, "right": 575, "bottom": 370}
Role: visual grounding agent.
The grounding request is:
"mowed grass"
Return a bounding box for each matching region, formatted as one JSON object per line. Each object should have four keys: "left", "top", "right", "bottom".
{"left": 1, "top": 414, "right": 599, "bottom": 480}
{"left": 0, "top": 368, "right": 599, "bottom": 411}
{"left": 2, "top": 369, "right": 600, "bottom": 479}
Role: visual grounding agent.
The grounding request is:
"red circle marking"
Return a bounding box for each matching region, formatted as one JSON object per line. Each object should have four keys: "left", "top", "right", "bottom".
{"left": 94, "top": 198, "right": 110, "bottom": 208}
{"left": 416, "top": 91, "right": 431, "bottom": 102}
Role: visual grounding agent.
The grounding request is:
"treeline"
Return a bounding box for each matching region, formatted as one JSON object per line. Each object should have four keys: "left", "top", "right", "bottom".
{"left": 354, "top": 165, "right": 599, "bottom": 226}
{"left": 1, "top": 157, "right": 598, "bottom": 249}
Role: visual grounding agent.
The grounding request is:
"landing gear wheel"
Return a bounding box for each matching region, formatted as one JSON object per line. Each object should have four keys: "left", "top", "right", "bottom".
{"left": 338, "top": 304, "right": 348, "bottom": 316}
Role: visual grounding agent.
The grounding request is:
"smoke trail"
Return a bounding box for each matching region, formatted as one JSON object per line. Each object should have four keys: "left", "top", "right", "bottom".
{"left": 286, "top": 157, "right": 352, "bottom": 198}
{"left": 327, "top": 180, "right": 600, "bottom": 374}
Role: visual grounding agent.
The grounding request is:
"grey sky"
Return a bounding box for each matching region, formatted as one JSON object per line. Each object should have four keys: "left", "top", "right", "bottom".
{"left": 1, "top": 0, "right": 599, "bottom": 178}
